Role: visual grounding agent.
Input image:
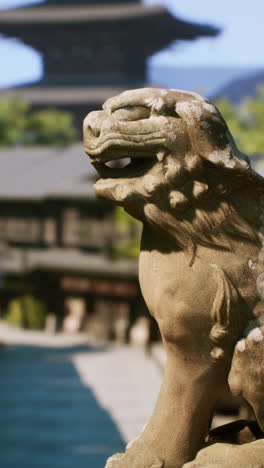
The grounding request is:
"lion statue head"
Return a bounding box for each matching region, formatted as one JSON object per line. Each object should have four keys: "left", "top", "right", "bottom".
{"left": 84, "top": 88, "right": 263, "bottom": 266}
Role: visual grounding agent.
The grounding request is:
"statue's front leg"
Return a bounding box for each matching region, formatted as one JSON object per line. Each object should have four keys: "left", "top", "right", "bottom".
{"left": 106, "top": 335, "right": 229, "bottom": 468}
{"left": 105, "top": 257, "right": 242, "bottom": 468}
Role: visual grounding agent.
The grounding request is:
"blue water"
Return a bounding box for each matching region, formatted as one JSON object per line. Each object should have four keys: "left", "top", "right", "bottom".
{"left": 0, "top": 345, "right": 125, "bottom": 468}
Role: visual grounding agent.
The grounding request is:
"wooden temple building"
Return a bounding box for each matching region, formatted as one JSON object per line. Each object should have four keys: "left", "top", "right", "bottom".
{"left": 0, "top": 1, "right": 219, "bottom": 338}
{"left": 0, "top": 145, "right": 143, "bottom": 338}
{"left": 0, "top": 0, "right": 219, "bottom": 128}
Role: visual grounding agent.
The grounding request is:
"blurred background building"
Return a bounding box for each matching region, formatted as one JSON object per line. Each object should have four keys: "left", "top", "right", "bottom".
{"left": 0, "top": 0, "right": 264, "bottom": 341}
{"left": 0, "top": 0, "right": 219, "bottom": 128}
{"left": 0, "top": 0, "right": 220, "bottom": 340}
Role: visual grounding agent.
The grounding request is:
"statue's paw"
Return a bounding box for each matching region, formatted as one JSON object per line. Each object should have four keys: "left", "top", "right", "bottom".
{"left": 105, "top": 453, "right": 125, "bottom": 467}
{"left": 228, "top": 322, "right": 264, "bottom": 431}
{"left": 105, "top": 450, "right": 163, "bottom": 468}
{"left": 183, "top": 440, "right": 264, "bottom": 468}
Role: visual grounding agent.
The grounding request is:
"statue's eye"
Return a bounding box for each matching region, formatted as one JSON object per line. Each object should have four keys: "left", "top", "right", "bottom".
{"left": 165, "top": 107, "right": 180, "bottom": 118}
{"left": 112, "top": 106, "right": 150, "bottom": 121}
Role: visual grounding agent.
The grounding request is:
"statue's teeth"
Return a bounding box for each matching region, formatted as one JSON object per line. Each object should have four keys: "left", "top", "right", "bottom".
{"left": 157, "top": 151, "right": 165, "bottom": 162}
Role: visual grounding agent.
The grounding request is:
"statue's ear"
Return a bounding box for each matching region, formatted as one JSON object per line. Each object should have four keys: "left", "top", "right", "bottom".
{"left": 175, "top": 97, "right": 250, "bottom": 173}
{"left": 175, "top": 99, "right": 230, "bottom": 157}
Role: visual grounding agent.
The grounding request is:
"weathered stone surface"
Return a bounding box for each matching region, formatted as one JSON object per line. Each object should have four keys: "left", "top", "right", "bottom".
{"left": 229, "top": 322, "right": 264, "bottom": 432}
{"left": 183, "top": 440, "right": 264, "bottom": 468}
{"left": 83, "top": 88, "right": 264, "bottom": 467}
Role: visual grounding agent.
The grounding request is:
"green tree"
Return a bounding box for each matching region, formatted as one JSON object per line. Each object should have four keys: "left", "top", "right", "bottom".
{"left": 5, "top": 295, "right": 48, "bottom": 329}
{"left": 0, "top": 96, "right": 77, "bottom": 146}
{"left": 4, "top": 298, "right": 23, "bottom": 328}
{"left": 113, "top": 207, "right": 142, "bottom": 258}
{"left": 26, "top": 108, "right": 77, "bottom": 145}
{"left": 214, "top": 86, "right": 264, "bottom": 157}
{"left": 0, "top": 96, "right": 29, "bottom": 145}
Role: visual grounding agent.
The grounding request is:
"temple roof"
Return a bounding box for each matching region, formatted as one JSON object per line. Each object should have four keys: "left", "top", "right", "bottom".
{"left": 0, "top": 144, "right": 96, "bottom": 201}
{"left": 1, "top": 87, "right": 127, "bottom": 105}
{"left": 0, "top": 4, "right": 156, "bottom": 23}
{"left": 0, "top": 4, "right": 219, "bottom": 39}
{"left": 2, "top": 246, "right": 138, "bottom": 277}
{"left": 34, "top": 0, "right": 140, "bottom": 4}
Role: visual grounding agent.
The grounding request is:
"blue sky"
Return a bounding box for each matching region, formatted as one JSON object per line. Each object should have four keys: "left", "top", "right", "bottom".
{"left": 0, "top": 0, "right": 263, "bottom": 89}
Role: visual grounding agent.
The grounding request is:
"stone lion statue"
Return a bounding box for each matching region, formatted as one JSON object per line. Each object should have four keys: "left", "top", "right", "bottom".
{"left": 83, "top": 88, "right": 264, "bottom": 468}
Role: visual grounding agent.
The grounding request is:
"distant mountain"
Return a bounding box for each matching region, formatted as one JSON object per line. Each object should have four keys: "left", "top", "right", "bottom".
{"left": 213, "top": 69, "right": 264, "bottom": 103}
{"left": 148, "top": 64, "right": 261, "bottom": 101}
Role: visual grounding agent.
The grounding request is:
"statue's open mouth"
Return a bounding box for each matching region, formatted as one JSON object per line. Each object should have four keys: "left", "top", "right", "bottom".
{"left": 88, "top": 149, "right": 157, "bottom": 179}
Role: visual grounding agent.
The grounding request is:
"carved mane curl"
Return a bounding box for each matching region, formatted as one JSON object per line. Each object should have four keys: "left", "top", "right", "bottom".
{"left": 143, "top": 152, "right": 261, "bottom": 267}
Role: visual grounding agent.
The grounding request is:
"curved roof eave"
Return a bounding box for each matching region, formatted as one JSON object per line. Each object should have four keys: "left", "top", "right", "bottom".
{"left": 0, "top": 5, "right": 220, "bottom": 40}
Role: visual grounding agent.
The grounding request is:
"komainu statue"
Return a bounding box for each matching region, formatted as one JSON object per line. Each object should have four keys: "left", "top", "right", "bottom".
{"left": 83, "top": 88, "right": 264, "bottom": 467}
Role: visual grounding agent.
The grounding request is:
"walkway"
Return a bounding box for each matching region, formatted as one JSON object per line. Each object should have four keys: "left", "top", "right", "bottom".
{"left": 0, "top": 323, "right": 162, "bottom": 468}
{"left": 73, "top": 346, "right": 162, "bottom": 443}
